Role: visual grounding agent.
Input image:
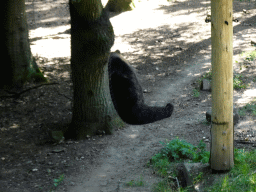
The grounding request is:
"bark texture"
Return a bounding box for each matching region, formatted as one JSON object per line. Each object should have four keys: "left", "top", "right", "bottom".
{"left": 68, "top": 0, "right": 124, "bottom": 139}
{"left": 2, "top": 0, "right": 46, "bottom": 90}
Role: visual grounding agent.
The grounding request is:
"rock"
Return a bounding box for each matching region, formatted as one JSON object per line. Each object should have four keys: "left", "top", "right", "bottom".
{"left": 200, "top": 79, "right": 211, "bottom": 91}
{"left": 206, "top": 107, "right": 240, "bottom": 126}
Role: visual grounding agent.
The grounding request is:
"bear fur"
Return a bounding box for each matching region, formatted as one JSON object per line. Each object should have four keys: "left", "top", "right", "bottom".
{"left": 108, "top": 52, "right": 174, "bottom": 125}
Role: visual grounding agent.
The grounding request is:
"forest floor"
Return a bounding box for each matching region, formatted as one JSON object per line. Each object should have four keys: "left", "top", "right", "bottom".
{"left": 0, "top": 0, "right": 256, "bottom": 191}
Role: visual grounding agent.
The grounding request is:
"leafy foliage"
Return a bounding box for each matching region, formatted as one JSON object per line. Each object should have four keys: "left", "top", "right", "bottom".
{"left": 158, "top": 139, "right": 209, "bottom": 163}
{"left": 233, "top": 74, "right": 247, "bottom": 89}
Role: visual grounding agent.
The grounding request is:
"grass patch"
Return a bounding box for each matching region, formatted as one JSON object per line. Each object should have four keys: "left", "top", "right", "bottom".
{"left": 148, "top": 139, "right": 209, "bottom": 191}
{"left": 206, "top": 149, "right": 256, "bottom": 191}
{"left": 239, "top": 99, "right": 256, "bottom": 116}
{"left": 126, "top": 175, "right": 145, "bottom": 187}
{"left": 233, "top": 74, "right": 248, "bottom": 89}
{"left": 149, "top": 138, "right": 256, "bottom": 191}
{"left": 49, "top": 174, "right": 65, "bottom": 192}
{"left": 244, "top": 50, "right": 256, "bottom": 61}
{"left": 192, "top": 89, "right": 200, "bottom": 97}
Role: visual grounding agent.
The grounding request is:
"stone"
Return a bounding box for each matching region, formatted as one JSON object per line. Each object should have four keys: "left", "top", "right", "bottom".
{"left": 200, "top": 79, "right": 211, "bottom": 91}
{"left": 176, "top": 163, "right": 212, "bottom": 191}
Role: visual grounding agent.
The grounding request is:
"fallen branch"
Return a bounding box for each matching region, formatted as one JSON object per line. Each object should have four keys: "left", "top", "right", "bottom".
{"left": 1, "top": 82, "right": 59, "bottom": 99}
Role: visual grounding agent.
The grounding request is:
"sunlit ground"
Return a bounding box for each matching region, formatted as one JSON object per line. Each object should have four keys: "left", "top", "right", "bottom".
{"left": 28, "top": 0, "right": 256, "bottom": 103}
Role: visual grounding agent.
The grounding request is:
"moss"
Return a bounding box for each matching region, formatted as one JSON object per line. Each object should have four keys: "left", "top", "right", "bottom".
{"left": 27, "top": 57, "right": 48, "bottom": 83}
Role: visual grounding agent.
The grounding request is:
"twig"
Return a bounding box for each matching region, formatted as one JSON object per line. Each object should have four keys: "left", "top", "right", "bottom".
{"left": 55, "top": 89, "right": 72, "bottom": 100}
{"left": 175, "top": 177, "right": 180, "bottom": 191}
{"left": 1, "top": 82, "right": 58, "bottom": 99}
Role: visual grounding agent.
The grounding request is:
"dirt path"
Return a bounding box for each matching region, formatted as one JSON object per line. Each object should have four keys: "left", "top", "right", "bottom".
{"left": 1, "top": 0, "right": 255, "bottom": 192}
{"left": 55, "top": 1, "right": 255, "bottom": 191}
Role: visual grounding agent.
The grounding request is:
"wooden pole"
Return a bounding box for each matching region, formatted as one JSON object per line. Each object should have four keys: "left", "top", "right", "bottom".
{"left": 210, "top": 0, "right": 234, "bottom": 171}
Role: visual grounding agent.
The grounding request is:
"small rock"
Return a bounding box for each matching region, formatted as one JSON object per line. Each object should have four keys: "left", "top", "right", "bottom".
{"left": 52, "top": 148, "right": 65, "bottom": 153}
{"left": 200, "top": 79, "right": 211, "bottom": 91}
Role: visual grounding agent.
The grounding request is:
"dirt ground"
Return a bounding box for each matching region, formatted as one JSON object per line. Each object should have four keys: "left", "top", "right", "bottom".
{"left": 0, "top": 0, "right": 256, "bottom": 191}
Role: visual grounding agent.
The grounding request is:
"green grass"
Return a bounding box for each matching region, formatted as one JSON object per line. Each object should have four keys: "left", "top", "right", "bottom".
{"left": 239, "top": 100, "right": 256, "bottom": 116}
{"left": 244, "top": 50, "right": 256, "bottom": 61}
{"left": 192, "top": 89, "right": 200, "bottom": 97}
{"left": 152, "top": 178, "right": 179, "bottom": 192}
{"left": 53, "top": 174, "right": 65, "bottom": 187}
{"left": 206, "top": 149, "right": 256, "bottom": 191}
{"left": 149, "top": 138, "right": 256, "bottom": 191}
{"left": 49, "top": 174, "right": 65, "bottom": 191}
{"left": 233, "top": 74, "right": 248, "bottom": 89}
{"left": 126, "top": 175, "right": 145, "bottom": 187}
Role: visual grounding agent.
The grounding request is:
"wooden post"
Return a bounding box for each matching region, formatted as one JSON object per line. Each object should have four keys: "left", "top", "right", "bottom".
{"left": 210, "top": 0, "right": 234, "bottom": 170}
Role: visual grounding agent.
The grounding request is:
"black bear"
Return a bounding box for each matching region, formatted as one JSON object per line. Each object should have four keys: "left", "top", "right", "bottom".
{"left": 108, "top": 51, "right": 174, "bottom": 125}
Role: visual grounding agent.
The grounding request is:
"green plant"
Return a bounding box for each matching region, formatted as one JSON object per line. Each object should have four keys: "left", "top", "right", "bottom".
{"left": 196, "top": 70, "right": 212, "bottom": 90}
{"left": 245, "top": 50, "right": 256, "bottom": 61}
{"left": 202, "top": 70, "right": 212, "bottom": 80}
{"left": 239, "top": 100, "right": 256, "bottom": 116}
{"left": 149, "top": 139, "right": 209, "bottom": 192}
{"left": 193, "top": 89, "right": 200, "bottom": 97}
{"left": 150, "top": 154, "right": 172, "bottom": 177}
{"left": 126, "top": 175, "right": 145, "bottom": 187}
{"left": 233, "top": 74, "right": 247, "bottom": 89}
{"left": 159, "top": 139, "right": 209, "bottom": 163}
{"left": 193, "top": 172, "right": 203, "bottom": 185}
{"left": 206, "top": 148, "right": 256, "bottom": 191}
{"left": 53, "top": 174, "right": 64, "bottom": 187}
{"left": 152, "top": 178, "right": 177, "bottom": 192}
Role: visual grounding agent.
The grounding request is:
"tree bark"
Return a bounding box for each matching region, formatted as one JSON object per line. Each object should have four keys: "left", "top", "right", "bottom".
{"left": 210, "top": 0, "right": 234, "bottom": 171}
{"left": 67, "top": 0, "right": 124, "bottom": 139}
{"left": 2, "top": 0, "right": 45, "bottom": 90}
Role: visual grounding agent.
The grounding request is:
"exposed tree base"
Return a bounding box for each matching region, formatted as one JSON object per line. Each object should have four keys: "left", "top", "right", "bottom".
{"left": 64, "top": 116, "right": 124, "bottom": 140}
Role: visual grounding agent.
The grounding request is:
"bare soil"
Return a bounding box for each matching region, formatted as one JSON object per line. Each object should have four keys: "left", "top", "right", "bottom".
{"left": 0, "top": 0, "right": 256, "bottom": 191}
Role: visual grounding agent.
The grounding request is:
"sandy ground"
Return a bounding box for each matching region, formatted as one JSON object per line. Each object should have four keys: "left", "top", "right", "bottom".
{"left": 0, "top": 0, "right": 255, "bottom": 191}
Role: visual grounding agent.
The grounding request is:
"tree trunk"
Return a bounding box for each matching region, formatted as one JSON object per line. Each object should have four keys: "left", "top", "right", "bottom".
{"left": 67, "top": 0, "right": 124, "bottom": 139}
{"left": 2, "top": 0, "right": 45, "bottom": 90}
{"left": 210, "top": 0, "right": 234, "bottom": 171}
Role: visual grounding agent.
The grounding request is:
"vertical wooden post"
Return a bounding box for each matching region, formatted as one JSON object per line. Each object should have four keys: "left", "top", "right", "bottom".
{"left": 210, "top": 0, "right": 234, "bottom": 170}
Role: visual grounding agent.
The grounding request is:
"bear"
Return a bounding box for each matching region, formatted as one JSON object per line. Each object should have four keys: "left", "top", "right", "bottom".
{"left": 108, "top": 51, "right": 174, "bottom": 125}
